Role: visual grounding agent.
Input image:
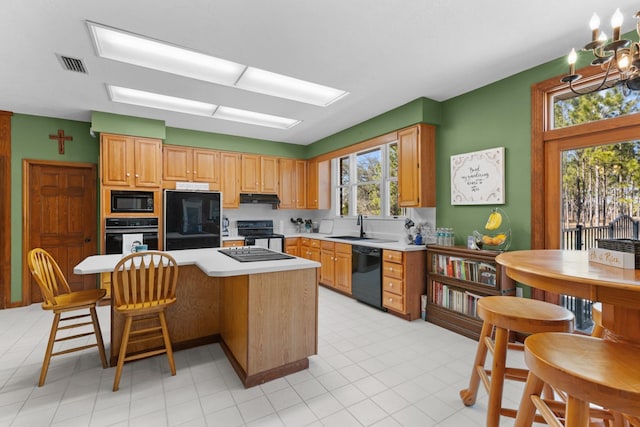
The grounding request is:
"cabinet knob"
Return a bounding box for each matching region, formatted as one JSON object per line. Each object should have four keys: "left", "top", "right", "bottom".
{"left": 388, "top": 298, "right": 393, "bottom": 302}
{"left": 193, "top": 170, "right": 197, "bottom": 174}
{"left": 390, "top": 267, "right": 394, "bottom": 272}
{"left": 126, "top": 173, "right": 130, "bottom": 177}
{"left": 135, "top": 174, "right": 139, "bottom": 178}
{"left": 186, "top": 170, "right": 190, "bottom": 174}
{"left": 389, "top": 283, "right": 393, "bottom": 287}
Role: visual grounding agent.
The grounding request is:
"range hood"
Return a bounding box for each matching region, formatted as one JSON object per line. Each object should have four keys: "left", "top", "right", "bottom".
{"left": 239, "top": 193, "right": 280, "bottom": 209}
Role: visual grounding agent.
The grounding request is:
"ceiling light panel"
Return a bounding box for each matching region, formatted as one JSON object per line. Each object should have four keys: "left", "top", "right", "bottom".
{"left": 108, "top": 85, "right": 300, "bottom": 129}
{"left": 237, "top": 67, "right": 349, "bottom": 106}
{"left": 108, "top": 86, "right": 217, "bottom": 116}
{"left": 88, "top": 22, "right": 245, "bottom": 86}
{"left": 214, "top": 106, "right": 301, "bottom": 129}
{"left": 87, "top": 21, "right": 348, "bottom": 107}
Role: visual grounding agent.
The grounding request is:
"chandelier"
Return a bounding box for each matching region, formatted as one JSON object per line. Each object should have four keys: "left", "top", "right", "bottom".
{"left": 562, "top": 8, "right": 640, "bottom": 94}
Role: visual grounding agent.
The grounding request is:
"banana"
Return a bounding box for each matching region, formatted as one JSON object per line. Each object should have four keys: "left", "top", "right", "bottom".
{"left": 485, "top": 210, "right": 502, "bottom": 230}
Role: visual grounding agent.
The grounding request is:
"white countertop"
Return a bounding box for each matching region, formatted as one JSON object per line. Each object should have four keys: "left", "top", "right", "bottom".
{"left": 74, "top": 248, "right": 321, "bottom": 277}
{"left": 222, "top": 234, "right": 426, "bottom": 252}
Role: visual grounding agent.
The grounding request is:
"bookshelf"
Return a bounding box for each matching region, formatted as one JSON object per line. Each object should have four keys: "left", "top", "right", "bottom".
{"left": 426, "top": 245, "right": 516, "bottom": 340}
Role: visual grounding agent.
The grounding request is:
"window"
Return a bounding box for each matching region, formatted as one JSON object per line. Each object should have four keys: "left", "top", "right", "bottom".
{"left": 553, "top": 86, "right": 640, "bottom": 129}
{"left": 335, "top": 141, "right": 400, "bottom": 217}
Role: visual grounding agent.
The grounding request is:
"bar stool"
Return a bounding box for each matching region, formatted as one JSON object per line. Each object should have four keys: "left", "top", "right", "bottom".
{"left": 591, "top": 302, "right": 604, "bottom": 338}
{"left": 514, "top": 332, "right": 640, "bottom": 427}
{"left": 460, "top": 296, "right": 575, "bottom": 427}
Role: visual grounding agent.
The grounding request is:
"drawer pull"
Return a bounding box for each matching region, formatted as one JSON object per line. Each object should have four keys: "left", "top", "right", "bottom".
{"left": 389, "top": 283, "right": 393, "bottom": 287}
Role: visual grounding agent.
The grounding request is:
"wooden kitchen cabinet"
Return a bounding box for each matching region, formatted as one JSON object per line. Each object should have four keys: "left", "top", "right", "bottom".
{"left": 285, "top": 238, "right": 300, "bottom": 257}
{"left": 101, "top": 133, "right": 162, "bottom": 188}
{"left": 320, "top": 241, "right": 351, "bottom": 295}
{"left": 279, "top": 158, "right": 307, "bottom": 209}
{"left": 397, "top": 124, "right": 436, "bottom": 207}
{"left": 222, "top": 239, "right": 245, "bottom": 247}
{"left": 221, "top": 152, "right": 241, "bottom": 208}
{"left": 163, "top": 145, "right": 220, "bottom": 189}
{"left": 300, "top": 238, "right": 321, "bottom": 262}
{"left": 241, "top": 154, "right": 278, "bottom": 193}
{"left": 307, "top": 158, "right": 330, "bottom": 209}
{"left": 382, "top": 249, "right": 427, "bottom": 320}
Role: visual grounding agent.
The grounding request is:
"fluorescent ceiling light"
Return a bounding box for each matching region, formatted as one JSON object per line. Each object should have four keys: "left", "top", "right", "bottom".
{"left": 214, "top": 106, "right": 301, "bottom": 129}
{"left": 87, "top": 21, "right": 348, "bottom": 106}
{"left": 237, "top": 67, "right": 349, "bottom": 106}
{"left": 109, "top": 86, "right": 217, "bottom": 116}
{"left": 88, "top": 22, "right": 245, "bottom": 86}
{"left": 107, "top": 85, "right": 301, "bottom": 129}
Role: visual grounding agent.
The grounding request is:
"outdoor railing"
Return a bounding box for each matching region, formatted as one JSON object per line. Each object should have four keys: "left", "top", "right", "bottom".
{"left": 560, "top": 215, "right": 639, "bottom": 331}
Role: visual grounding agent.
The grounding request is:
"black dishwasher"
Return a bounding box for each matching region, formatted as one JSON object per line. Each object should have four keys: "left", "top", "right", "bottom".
{"left": 351, "top": 245, "right": 385, "bottom": 310}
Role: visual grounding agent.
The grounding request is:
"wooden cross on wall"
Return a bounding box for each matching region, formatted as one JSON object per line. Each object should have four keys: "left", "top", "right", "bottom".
{"left": 49, "top": 129, "right": 73, "bottom": 154}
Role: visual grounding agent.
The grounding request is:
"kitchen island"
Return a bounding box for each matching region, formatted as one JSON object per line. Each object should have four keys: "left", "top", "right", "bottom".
{"left": 74, "top": 248, "right": 320, "bottom": 387}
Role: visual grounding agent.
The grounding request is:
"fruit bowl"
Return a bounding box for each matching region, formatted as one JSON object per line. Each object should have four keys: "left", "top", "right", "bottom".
{"left": 473, "top": 207, "right": 511, "bottom": 251}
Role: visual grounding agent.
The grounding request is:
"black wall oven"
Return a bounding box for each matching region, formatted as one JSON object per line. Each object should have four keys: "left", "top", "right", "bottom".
{"left": 104, "top": 217, "right": 159, "bottom": 254}
{"left": 110, "top": 190, "right": 154, "bottom": 213}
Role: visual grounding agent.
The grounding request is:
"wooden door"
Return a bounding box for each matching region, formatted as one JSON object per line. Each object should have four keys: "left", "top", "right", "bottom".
{"left": 241, "top": 154, "right": 260, "bottom": 192}
{"left": 335, "top": 245, "right": 352, "bottom": 294}
{"left": 193, "top": 149, "right": 220, "bottom": 188}
{"left": 295, "top": 160, "right": 307, "bottom": 209}
{"left": 163, "top": 145, "right": 192, "bottom": 182}
{"left": 133, "top": 138, "right": 162, "bottom": 187}
{"left": 260, "top": 156, "right": 279, "bottom": 193}
{"left": 398, "top": 126, "right": 419, "bottom": 207}
{"left": 320, "top": 242, "right": 335, "bottom": 287}
{"left": 279, "top": 158, "right": 295, "bottom": 208}
{"left": 101, "top": 133, "right": 133, "bottom": 186}
{"left": 221, "top": 152, "right": 241, "bottom": 208}
{"left": 25, "top": 161, "right": 97, "bottom": 303}
{"left": 306, "top": 159, "right": 318, "bottom": 209}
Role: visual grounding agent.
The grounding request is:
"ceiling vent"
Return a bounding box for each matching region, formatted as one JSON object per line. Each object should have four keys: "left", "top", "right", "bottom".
{"left": 57, "top": 54, "right": 87, "bottom": 73}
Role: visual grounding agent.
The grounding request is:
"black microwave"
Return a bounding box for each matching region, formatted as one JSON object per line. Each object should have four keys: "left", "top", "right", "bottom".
{"left": 111, "top": 190, "right": 154, "bottom": 213}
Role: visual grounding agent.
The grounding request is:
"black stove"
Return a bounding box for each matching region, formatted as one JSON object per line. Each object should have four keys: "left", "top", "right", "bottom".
{"left": 219, "top": 247, "right": 294, "bottom": 262}
{"left": 236, "top": 220, "right": 285, "bottom": 250}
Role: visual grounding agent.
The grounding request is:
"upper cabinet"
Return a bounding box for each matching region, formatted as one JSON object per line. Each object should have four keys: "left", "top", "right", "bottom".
{"left": 163, "top": 145, "right": 220, "bottom": 190}
{"left": 279, "top": 158, "right": 307, "bottom": 209}
{"left": 307, "top": 158, "right": 330, "bottom": 210}
{"left": 221, "top": 152, "right": 241, "bottom": 208}
{"left": 398, "top": 124, "right": 436, "bottom": 207}
{"left": 240, "top": 154, "right": 279, "bottom": 194}
{"left": 101, "top": 133, "right": 162, "bottom": 188}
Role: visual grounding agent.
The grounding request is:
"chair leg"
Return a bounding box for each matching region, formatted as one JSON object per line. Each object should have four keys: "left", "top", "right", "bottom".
{"left": 158, "top": 311, "right": 176, "bottom": 376}
{"left": 486, "top": 326, "right": 509, "bottom": 427}
{"left": 460, "top": 320, "right": 493, "bottom": 405}
{"left": 514, "top": 371, "right": 545, "bottom": 427}
{"left": 89, "top": 306, "right": 108, "bottom": 369}
{"left": 565, "top": 395, "right": 590, "bottom": 427}
{"left": 113, "top": 316, "right": 133, "bottom": 392}
{"left": 39, "top": 312, "right": 61, "bottom": 386}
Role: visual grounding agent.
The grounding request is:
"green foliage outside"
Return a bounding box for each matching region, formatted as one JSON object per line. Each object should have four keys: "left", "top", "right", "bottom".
{"left": 555, "top": 87, "right": 640, "bottom": 227}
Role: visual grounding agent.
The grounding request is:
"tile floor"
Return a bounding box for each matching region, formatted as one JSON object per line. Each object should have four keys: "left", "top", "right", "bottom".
{"left": 0, "top": 287, "right": 537, "bottom": 427}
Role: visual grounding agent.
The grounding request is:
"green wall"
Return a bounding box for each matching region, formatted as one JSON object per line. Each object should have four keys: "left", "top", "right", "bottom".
{"left": 11, "top": 114, "right": 100, "bottom": 302}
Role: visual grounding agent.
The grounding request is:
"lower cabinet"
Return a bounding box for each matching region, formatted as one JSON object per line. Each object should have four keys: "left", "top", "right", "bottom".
{"left": 382, "top": 249, "right": 426, "bottom": 320}
{"left": 319, "top": 241, "right": 351, "bottom": 295}
{"left": 285, "top": 238, "right": 300, "bottom": 256}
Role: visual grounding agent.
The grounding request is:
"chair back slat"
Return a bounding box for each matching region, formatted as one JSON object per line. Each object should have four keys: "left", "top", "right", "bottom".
{"left": 27, "top": 248, "right": 72, "bottom": 306}
{"left": 112, "top": 251, "right": 178, "bottom": 309}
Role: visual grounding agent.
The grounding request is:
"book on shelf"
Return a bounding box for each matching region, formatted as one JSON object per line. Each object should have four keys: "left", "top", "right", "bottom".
{"left": 431, "top": 281, "right": 482, "bottom": 319}
{"left": 477, "top": 262, "right": 497, "bottom": 286}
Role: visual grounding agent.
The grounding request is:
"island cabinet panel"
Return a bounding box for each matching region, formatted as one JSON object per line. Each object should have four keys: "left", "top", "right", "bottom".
{"left": 220, "top": 275, "right": 249, "bottom": 371}
{"left": 220, "top": 269, "right": 318, "bottom": 386}
{"left": 109, "top": 265, "right": 220, "bottom": 365}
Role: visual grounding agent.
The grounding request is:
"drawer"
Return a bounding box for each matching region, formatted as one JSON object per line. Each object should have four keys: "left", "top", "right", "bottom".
{"left": 301, "top": 237, "right": 310, "bottom": 246}
{"left": 321, "top": 240, "right": 334, "bottom": 250}
{"left": 383, "top": 290, "right": 404, "bottom": 312}
{"left": 382, "top": 276, "right": 404, "bottom": 296}
{"left": 310, "top": 239, "right": 321, "bottom": 248}
{"left": 383, "top": 260, "right": 404, "bottom": 279}
{"left": 335, "top": 243, "right": 351, "bottom": 254}
{"left": 223, "top": 239, "right": 245, "bottom": 247}
{"left": 383, "top": 249, "right": 403, "bottom": 264}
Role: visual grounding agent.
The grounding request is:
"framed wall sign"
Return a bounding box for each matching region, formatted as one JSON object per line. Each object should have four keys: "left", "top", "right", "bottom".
{"left": 450, "top": 147, "right": 505, "bottom": 205}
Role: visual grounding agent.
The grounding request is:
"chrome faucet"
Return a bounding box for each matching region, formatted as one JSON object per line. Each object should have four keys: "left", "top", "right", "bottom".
{"left": 356, "top": 214, "right": 366, "bottom": 238}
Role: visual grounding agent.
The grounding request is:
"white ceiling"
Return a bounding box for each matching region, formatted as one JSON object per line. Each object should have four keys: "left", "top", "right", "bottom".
{"left": 3, "top": 0, "right": 639, "bottom": 145}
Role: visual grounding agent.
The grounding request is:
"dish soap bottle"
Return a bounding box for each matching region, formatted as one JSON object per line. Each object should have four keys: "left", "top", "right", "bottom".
{"left": 414, "top": 231, "right": 422, "bottom": 245}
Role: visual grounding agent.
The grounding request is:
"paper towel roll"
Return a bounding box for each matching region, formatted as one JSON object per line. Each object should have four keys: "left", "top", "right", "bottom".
{"left": 279, "top": 220, "right": 284, "bottom": 233}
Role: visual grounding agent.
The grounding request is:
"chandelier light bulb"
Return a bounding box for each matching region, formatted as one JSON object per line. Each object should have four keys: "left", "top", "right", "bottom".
{"left": 618, "top": 53, "right": 631, "bottom": 71}
{"left": 598, "top": 31, "right": 608, "bottom": 42}
{"left": 568, "top": 48, "right": 578, "bottom": 75}
{"left": 612, "top": 8, "right": 623, "bottom": 40}
{"left": 590, "top": 13, "right": 600, "bottom": 30}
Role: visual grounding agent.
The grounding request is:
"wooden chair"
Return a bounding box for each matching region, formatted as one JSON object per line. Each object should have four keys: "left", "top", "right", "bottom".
{"left": 27, "top": 248, "right": 108, "bottom": 386}
{"left": 459, "top": 296, "right": 575, "bottom": 427}
{"left": 111, "top": 251, "right": 179, "bottom": 391}
{"left": 514, "top": 333, "right": 640, "bottom": 427}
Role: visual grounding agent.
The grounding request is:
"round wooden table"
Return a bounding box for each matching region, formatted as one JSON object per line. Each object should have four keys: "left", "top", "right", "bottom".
{"left": 496, "top": 250, "right": 640, "bottom": 343}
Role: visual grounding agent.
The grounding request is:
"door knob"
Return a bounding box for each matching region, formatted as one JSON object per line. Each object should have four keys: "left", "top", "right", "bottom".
{"left": 84, "top": 238, "right": 91, "bottom": 243}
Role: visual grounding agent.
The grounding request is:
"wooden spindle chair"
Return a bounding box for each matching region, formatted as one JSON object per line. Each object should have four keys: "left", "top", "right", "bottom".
{"left": 27, "top": 248, "right": 107, "bottom": 386}
{"left": 111, "top": 251, "right": 179, "bottom": 391}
